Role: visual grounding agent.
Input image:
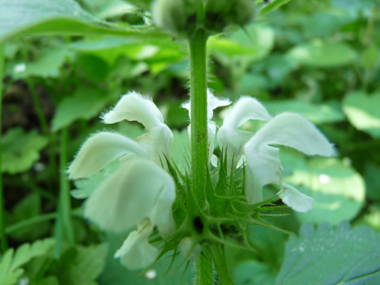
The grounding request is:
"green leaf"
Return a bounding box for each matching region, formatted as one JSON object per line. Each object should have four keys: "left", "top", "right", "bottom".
{"left": 1, "top": 128, "right": 48, "bottom": 174}
{"left": 280, "top": 149, "right": 365, "bottom": 224}
{"left": 263, "top": 100, "right": 345, "bottom": 124}
{"left": 8, "top": 47, "right": 72, "bottom": 79}
{"left": 259, "top": 0, "right": 292, "bottom": 17}
{"left": 11, "top": 238, "right": 56, "bottom": 271}
{"left": 233, "top": 261, "right": 276, "bottom": 285}
{"left": 209, "top": 23, "right": 274, "bottom": 64}
{"left": 0, "top": 238, "right": 55, "bottom": 285}
{"left": 342, "top": 91, "right": 380, "bottom": 138}
{"left": 52, "top": 86, "right": 113, "bottom": 132}
{"left": 8, "top": 193, "right": 50, "bottom": 241}
{"left": 54, "top": 244, "right": 108, "bottom": 285}
{"left": 122, "top": 0, "right": 153, "bottom": 10}
{"left": 98, "top": 232, "right": 193, "bottom": 285}
{"left": 276, "top": 222, "right": 380, "bottom": 284}
{"left": 286, "top": 40, "right": 357, "bottom": 67}
{"left": 0, "top": 0, "right": 169, "bottom": 44}
{"left": 37, "top": 276, "right": 60, "bottom": 285}
{"left": 365, "top": 164, "right": 380, "bottom": 201}
{"left": 360, "top": 44, "right": 379, "bottom": 69}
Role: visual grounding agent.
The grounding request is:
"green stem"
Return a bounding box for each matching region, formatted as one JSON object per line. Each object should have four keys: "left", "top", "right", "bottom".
{"left": 54, "top": 127, "right": 74, "bottom": 256}
{"left": 188, "top": 6, "right": 214, "bottom": 283}
{"left": 195, "top": 246, "right": 214, "bottom": 285}
{"left": 210, "top": 243, "right": 234, "bottom": 285}
{"left": 189, "top": 28, "right": 209, "bottom": 210}
{"left": 0, "top": 43, "right": 8, "bottom": 252}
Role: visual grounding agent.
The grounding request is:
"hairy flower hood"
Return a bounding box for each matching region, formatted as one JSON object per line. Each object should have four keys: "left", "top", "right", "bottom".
{"left": 67, "top": 91, "right": 176, "bottom": 270}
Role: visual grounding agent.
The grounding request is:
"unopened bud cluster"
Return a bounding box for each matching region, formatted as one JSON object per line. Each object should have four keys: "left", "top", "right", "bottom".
{"left": 152, "top": 0, "right": 255, "bottom": 37}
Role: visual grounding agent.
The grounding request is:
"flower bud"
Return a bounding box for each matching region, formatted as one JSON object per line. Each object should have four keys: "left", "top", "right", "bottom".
{"left": 152, "top": 0, "right": 197, "bottom": 36}
{"left": 205, "top": 0, "right": 255, "bottom": 34}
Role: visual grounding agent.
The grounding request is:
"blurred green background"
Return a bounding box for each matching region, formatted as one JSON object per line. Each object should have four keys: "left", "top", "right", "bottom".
{"left": 1, "top": 0, "right": 380, "bottom": 284}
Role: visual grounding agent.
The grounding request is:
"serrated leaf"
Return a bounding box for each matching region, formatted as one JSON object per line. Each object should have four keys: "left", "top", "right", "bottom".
{"left": 342, "top": 91, "right": 380, "bottom": 138}
{"left": 55, "top": 244, "right": 108, "bottom": 285}
{"left": 0, "top": 239, "right": 55, "bottom": 285}
{"left": 276, "top": 222, "right": 380, "bottom": 284}
{"left": 52, "top": 86, "right": 112, "bottom": 132}
{"left": 0, "top": 0, "right": 169, "bottom": 44}
{"left": 11, "top": 238, "right": 56, "bottom": 270}
{"left": 1, "top": 128, "right": 48, "bottom": 174}
{"left": 280, "top": 149, "right": 365, "bottom": 224}
{"left": 286, "top": 40, "right": 356, "bottom": 67}
{"left": 263, "top": 100, "right": 345, "bottom": 124}
{"left": 259, "top": 0, "right": 292, "bottom": 17}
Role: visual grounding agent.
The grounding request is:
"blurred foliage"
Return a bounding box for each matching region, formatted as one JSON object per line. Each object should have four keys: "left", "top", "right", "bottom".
{"left": 1, "top": 0, "right": 380, "bottom": 284}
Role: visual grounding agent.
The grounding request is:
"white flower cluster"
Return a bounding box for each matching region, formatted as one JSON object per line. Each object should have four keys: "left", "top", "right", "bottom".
{"left": 68, "top": 90, "right": 335, "bottom": 270}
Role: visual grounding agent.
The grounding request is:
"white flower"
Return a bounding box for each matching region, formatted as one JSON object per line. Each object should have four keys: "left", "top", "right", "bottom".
{"left": 217, "top": 97, "right": 272, "bottom": 171}
{"left": 220, "top": 99, "right": 335, "bottom": 212}
{"left": 184, "top": 91, "right": 335, "bottom": 213}
{"left": 68, "top": 92, "right": 176, "bottom": 269}
{"left": 182, "top": 89, "right": 231, "bottom": 164}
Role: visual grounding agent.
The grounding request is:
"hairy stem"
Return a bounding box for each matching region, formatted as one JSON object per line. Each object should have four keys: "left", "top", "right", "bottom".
{"left": 189, "top": 26, "right": 209, "bottom": 210}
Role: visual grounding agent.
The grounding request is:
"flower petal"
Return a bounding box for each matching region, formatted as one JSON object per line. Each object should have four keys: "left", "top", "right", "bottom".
{"left": 102, "top": 92, "right": 173, "bottom": 165}
{"left": 84, "top": 158, "right": 176, "bottom": 233}
{"left": 278, "top": 183, "right": 314, "bottom": 213}
{"left": 181, "top": 89, "right": 231, "bottom": 121}
{"left": 114, "top": 218, "right": 158, "bottom": 270}
{"left": 245, "top": 145, "right": 281, "bottom": 203}
{"left": 245, "top": 112, "right": 335, "bottom": 157}
{"left": 218, "top": 97, "right": 271, "bottom": 171}
{"left": 206, "top": 90, "right": 231, "bottom": 121}
{"left": 68, "top": 132, "right": 149, "bottom": 179}
{"left": 137, "top": 125, "right": 173, "bottom": 167}
{"left": 102, "top": 91, "right": 164, "bottom": 131}
{"left": 222, "top": 97, "right": 271, "bottom": 129}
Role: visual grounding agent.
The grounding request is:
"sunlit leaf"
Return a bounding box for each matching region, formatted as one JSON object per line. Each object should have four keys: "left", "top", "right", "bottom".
{"left": 286, "top": 40, "right": 357, "bottom": 67}
{"left": 276, "top": 222, "right": 380, "bottom": 284}
{"left": 1, "top": 128, "right": 48, "bottom": 174}
{"left": 343, "top": 91, "right": 380, "bottom": 138}
{"left": 264, "top": 100, "right": 345, "bottom": 124}
{"left": 8, "top": 46, "right": 72, "bottom": 79}
{"left": 0, "top": 0, "right": 169, "bottom": 44}
{"left": 280, "top": 149, "right": 365, "bottom": 224}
